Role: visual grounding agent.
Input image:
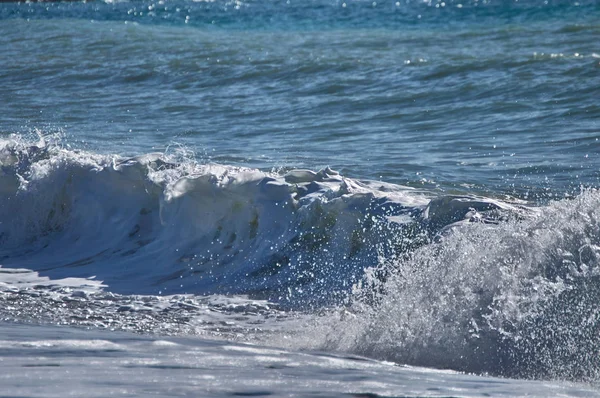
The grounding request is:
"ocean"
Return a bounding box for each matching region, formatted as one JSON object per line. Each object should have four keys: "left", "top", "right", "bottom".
{"left": 1, "top": 0, "right": 600, "bottom": 396}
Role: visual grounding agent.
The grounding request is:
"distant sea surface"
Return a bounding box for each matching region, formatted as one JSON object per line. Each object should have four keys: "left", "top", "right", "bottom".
{"left": 1, "top": 0, "right": 600, "bottom": 396}
{"left": 2, "top": 0, "right": 599, "bottom": 196}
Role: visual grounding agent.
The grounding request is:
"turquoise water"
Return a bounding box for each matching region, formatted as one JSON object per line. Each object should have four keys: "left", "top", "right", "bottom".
{"left": 2, "top": 0, "right": 599, "bottom": 197}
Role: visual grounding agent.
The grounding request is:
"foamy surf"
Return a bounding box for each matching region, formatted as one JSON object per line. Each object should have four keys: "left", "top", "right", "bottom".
{"left": 1, "top": 136, "right": 599, "bottom": 386}
{"left": 2, "top": 322, "right": 597, "bottom": 398}
{"left": 300, "top": 189, "right": 600, "bottom": 381}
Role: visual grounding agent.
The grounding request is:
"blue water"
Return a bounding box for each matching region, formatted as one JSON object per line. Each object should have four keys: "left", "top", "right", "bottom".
{"left": 2, "top": 0, "right": 599, "bottom": 197}
{"left": 1, "top": 0, "right": 600, "bottom": 390}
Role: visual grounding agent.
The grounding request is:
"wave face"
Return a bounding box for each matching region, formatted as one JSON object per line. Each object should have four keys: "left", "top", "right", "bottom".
{"left": 0, "top": 137, "right": 526, "bottom": 305}
{"left": 1, "top": 137, "right": 452, "bottom": 305}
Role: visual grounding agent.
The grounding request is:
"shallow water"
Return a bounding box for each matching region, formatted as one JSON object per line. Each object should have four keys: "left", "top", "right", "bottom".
{"left": 3, "top": 322, "right": 599, "bottom": 398}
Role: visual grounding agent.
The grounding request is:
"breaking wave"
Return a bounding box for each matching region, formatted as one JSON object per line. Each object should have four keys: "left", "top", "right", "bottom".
{"left": 309, "top": 189, "right": 600, "bottom": 382}
{"left": 2, "top": 136, "right": 599, "bottom": 382}
{"left": 0, "top": 136, "right": 518, "bottom": 303}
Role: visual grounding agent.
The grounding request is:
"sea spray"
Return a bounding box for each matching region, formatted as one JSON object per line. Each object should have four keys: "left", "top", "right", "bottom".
{"left": 308, "top": 190, "right": 600, "bottom": 381}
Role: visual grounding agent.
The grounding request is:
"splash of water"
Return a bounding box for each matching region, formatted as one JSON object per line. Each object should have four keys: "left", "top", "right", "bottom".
{"left": 305, "top": 190, "right": 600, "bottom": 381}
